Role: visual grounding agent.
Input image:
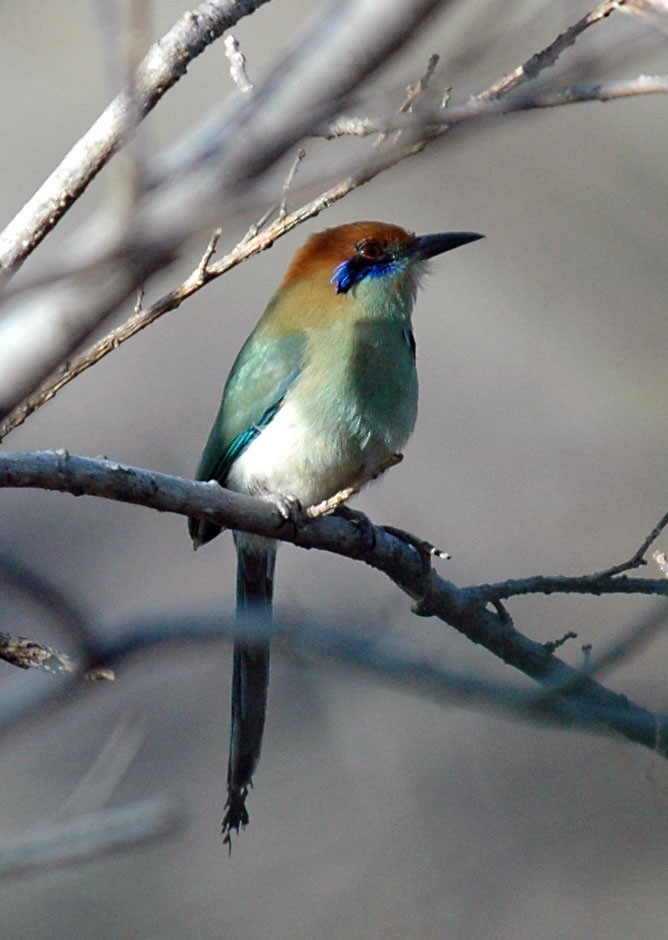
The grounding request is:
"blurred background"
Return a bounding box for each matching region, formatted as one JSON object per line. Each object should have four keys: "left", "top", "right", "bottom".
{"left": 1, "top": 1, "right": 668, "bottom": 937}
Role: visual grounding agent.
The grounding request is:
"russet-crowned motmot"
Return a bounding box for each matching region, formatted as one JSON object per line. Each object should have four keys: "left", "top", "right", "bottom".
{"left": 188, "top": 221, "right": 483, "bottom": 843}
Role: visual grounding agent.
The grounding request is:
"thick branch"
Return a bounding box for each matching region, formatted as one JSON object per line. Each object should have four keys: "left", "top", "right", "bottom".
{"left": 1, "top": 450, "right": 667, "bottom": 757}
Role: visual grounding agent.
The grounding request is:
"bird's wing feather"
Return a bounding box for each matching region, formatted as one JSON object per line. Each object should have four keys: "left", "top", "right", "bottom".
{"left": 196, "top": 329, "right": 306, "bottom": 486}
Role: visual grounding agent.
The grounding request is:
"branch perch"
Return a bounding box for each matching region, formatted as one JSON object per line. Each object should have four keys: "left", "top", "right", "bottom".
{"left": 1, "top": 449, "right": 667, "bottom": 758}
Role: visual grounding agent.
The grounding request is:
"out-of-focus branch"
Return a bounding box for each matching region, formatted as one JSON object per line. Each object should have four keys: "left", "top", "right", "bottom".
{"left": 0, "top": 554, "right": 91, "bottom": 645}
{"left": 0, "top": 554, "right": 112, "bottom": 676}
{"left": 0, "top": 798, "right": 181, "bottom": 878}
{"left": 2, "top": 602, "right": 667, "bottom": 759}
{"left": 0, "top": 0, "right": 272, "bottom": 280}
{"left": 0, "top": 171, "right": 350, "bottom": 441}
{"left": 324, "top": 74, "right": 668, "bottom": 139}
{"left": 0, "top": 0, "right": 648, "bottom": 440}
{"left": 0, "top": 0, "right": 449, "bottom": 423}
{"left": 478, "top": 0, "right": 620, "bottom": 100}
{"left": 1, "top": 450, "right": 668, "bottom": 756}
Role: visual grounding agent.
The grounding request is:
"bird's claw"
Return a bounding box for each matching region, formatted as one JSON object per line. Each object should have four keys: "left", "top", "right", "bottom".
{"left": 269, "top": 494, "right": 303, "bottom": 534}
{"left": 306, "top": 454, "right": 404, "bottom": 521}
{"left": 306, "top": 485, "right": 358, "bottom": 519}
{"left": 334, "top": 504, "right": 377, "bottom": 554}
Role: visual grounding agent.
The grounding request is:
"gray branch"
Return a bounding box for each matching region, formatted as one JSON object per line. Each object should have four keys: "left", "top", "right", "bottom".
{"left": 0, "top": 0, "right": 271, "bottom": 279}
{"left": 1, "top": 449, "right": 667, "bottom": 758}
{"left": 0, "top": 798, "right": 182, "bottom": 878}
{"left": 0, "top": 0, "right": 449, "bottom": 422}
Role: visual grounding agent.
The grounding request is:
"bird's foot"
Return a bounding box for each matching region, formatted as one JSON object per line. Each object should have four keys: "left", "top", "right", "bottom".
{"left": 334, "top": 504, "right": 377, "bottom": 554}
{"left": 270, "top": 493, "right": 302, "bottom": 521}
{"left": 305, "top": 454, "right": 405, "bottom": 521}
{"left": 306, "top": 485, "right": 358, "bottom": 519}
{"left": 267, "top": 494, "right": 303, "bottom": 537}
{"left": 380, "top": 525, "right": 450, "bottom": 617}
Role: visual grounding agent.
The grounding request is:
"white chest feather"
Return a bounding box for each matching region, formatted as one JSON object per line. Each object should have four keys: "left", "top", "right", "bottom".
{"left": 225, "top": 398, "right": 401, "bottom": 508}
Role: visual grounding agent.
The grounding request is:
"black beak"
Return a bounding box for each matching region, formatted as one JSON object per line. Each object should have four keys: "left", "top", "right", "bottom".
{"left": 410, "top": 231, "right": 484, "bottom": 261}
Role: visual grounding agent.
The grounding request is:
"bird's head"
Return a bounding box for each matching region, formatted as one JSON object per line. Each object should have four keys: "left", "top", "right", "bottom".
{"left": 279, "top": 221, "right": 483, "bottom": 321}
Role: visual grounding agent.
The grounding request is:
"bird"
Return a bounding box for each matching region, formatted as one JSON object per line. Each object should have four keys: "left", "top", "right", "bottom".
{"left": 188, "top": 220, "right": 483, "bottom": 844}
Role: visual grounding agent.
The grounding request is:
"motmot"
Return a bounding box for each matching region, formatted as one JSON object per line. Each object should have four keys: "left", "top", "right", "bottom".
{"left": 188, "top": 220, "right": 483, "bottom": 843}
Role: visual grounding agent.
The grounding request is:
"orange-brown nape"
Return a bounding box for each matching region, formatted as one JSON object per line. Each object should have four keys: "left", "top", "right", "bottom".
{"left": 280, "top": 221, "right": 416, "bottom": 289}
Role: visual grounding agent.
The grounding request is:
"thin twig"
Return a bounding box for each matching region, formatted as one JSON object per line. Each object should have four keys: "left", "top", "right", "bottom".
{"left": 532, "top": 602, "right": 668, "bottom": 709}
{"left": 196, "top": 228, "right": 223, "bottom": 281}
{"left": 594, "top": 507, "right": 668, "bottom": 577}
{"left": 324, "top": 73, "right": 668, "bottom": 139}
{"left": 224, "top": 34, "right": 254, "bottom": 93}
{"left": 478, "top": 0, "right": 622, "bottom": 101}
{"left": 278, "top": 149, "right": 306, "bottom": 220}
{"left": 400, "top": 53, "right": 440, "bottom": 112}
{"left": 375, "top": 52, "right": 440, "bottom": 147}
{"left": 0, "top": 177, "right": 354, "bottom": 440}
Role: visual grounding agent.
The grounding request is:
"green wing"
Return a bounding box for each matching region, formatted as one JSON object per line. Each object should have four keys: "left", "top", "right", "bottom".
{"left": 196, "top": 327, "right": 306, "bottom": 486}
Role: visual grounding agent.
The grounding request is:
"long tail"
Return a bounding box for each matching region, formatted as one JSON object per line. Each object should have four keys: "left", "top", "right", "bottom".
{"left": 223, "top": 534, "right": 276, "bottom": 846}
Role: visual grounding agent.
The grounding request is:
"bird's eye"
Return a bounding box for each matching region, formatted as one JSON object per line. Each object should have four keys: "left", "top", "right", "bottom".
{"left": 356, "top": 239, "right": 386, "bottom": 261}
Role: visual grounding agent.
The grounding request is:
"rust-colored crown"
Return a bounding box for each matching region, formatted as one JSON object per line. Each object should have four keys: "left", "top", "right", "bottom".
{"left": 280, "top": 221, "right": 415, "bottom": 289}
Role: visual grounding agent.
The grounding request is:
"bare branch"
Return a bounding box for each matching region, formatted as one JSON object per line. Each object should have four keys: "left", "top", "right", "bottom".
{"left": 324, "top": 74, "right": 668, "bottom": 139}
{"left": 595, "top": 508, "right": 668, "bottom": 577}
{"left": 470, "top": 511, "right": 668, "bottom": 603}
{"left": 0, "top": 798, "right": 182, "bottom": 878}
{"left": 478, "top": 0, "right": 621, "bottom": 101}
{"left": 0, "top": 0, "right": 451, "bottom": 423}
{"left": 0, "top": 2, "right": 653, "bottom": 439}
{"left": 224, "top": 34, "right": 254, "bottom": 93}
{"left": 0, "top": 0, "right": 272, "bottom": 280}
{"left": 1, "top": 450, "right": 668, "bottom": 757}
{"left": 0, "top": 631, "right": 113, "bottom": 681}
{"left": 278, "top": 149, "right": 306, "bottom": 220}
{"left": 0, "top": 632, "right": 76, "bottom": 676}
{"left": 6, "top": 603, "right": 667, "bottom": 760}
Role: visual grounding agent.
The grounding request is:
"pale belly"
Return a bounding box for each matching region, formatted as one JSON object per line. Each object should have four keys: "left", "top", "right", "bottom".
{"left": 225, "top": 398, "right": 410, "bottom": 507}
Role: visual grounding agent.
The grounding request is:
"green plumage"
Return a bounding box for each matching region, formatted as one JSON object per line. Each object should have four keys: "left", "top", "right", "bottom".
{"left": 187, "top": 221, "right": 483, "bottom": 844}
